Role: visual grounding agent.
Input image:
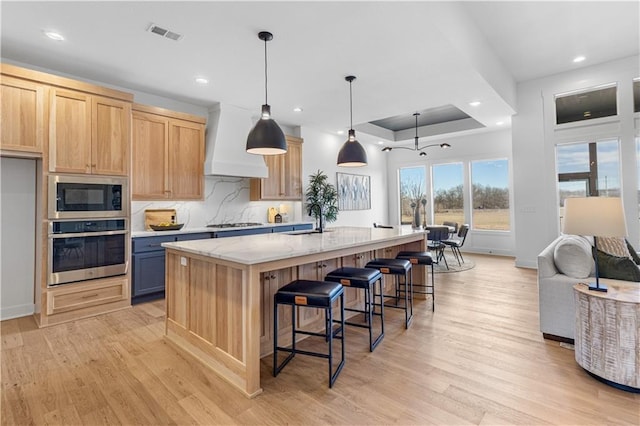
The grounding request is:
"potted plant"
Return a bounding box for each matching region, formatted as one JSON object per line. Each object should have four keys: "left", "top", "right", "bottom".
{"left": 305, "top": 170, "right": 338, "bottom": 232}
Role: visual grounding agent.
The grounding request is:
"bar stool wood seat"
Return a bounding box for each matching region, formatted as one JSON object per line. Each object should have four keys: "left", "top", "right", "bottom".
{"left": 273, "top": 279, "right": 345, "bottom": 388}
{"left": 364, "top": 258, "right": 413, "bottom": 328}
{"left": 396, "top": 251, "right": 435, "bottom": 311}
{"left": 324, "top": 267, "right": 385, "bottom": 351}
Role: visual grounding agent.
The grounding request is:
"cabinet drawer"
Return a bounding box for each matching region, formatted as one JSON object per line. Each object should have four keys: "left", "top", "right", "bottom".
{"left": 176, "top": 232, "right": 212, "bottom": 241}
{"left": 47, "top": 277, "right": 128, "bottom": 315}
{"left": 214, "top": 228, "right": 272, "bottom": 238}
{"left": 133, "top": 235, "right": 177, "bottom": 253}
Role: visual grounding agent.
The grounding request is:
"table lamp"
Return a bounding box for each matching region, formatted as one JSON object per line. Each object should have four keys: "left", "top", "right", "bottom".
{"left": 562, "top": 197, "right": 627, "bottom": 292}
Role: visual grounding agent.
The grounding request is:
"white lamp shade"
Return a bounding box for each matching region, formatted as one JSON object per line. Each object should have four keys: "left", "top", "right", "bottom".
{"left": 563, "top": 197, "right": 627, "bottom": 237}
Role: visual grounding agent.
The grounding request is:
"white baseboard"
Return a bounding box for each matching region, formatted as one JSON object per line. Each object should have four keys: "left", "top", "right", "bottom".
{"left": 1, "top": 303, "right": 35, "bottom": 321}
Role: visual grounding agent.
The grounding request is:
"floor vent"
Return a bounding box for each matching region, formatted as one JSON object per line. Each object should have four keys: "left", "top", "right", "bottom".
{"left": 147, "top": 23, "right": 183, "bottom": 41}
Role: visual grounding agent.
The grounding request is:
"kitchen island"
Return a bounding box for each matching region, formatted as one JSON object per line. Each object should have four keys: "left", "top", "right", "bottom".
{"left": 162, "top": 226, "right": 427, "bottom": 397}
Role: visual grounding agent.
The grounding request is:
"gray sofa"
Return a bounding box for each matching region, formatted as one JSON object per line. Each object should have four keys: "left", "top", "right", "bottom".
{"left": 537, "top": 235, "right": 637, "bottom": 341}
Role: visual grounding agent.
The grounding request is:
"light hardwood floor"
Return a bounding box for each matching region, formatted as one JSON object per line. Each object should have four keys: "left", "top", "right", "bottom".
{"left": 2, "top": 254, "right": 638, "bottom": 425}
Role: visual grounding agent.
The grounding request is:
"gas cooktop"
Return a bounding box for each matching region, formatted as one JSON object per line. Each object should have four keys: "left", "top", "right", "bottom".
{"left": 206, "top": 222, "right": 264, "bottom": 228}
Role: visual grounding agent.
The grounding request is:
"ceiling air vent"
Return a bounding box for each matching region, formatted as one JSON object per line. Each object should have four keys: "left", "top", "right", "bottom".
{"left": 147, "top": 23, "right": 183, "bottom": 41}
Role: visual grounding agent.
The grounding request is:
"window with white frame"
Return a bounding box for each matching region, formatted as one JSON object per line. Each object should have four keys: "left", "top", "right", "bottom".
{"left": 399, "top": 166, "right": 426, "bottom": 226}
{"left": 556, "top": 139, "right": 621, "bottom": 228}
{"left": 471, "top": 159, "right": 510, "bottom": 231}
{"left": 431, "top": 162, "right": 464, "bottom": 227}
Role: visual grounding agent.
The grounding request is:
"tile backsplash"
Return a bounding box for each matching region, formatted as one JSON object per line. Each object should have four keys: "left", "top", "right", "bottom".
{"left": 131, "top": 176, "right": 303, "bottom": 231}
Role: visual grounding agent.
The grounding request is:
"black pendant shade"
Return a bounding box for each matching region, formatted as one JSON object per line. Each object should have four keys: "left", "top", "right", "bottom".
{"left": 246, "top": 108, "right": 287, "bottom": 155}
{"left": 337, "top": 129, "right": 368, "bottom": 167}
{"left": 337, "top": 76, "right": 367, "bottom": 167}
{"left": 246, "top": 31, "right": 287, "bottom": 155}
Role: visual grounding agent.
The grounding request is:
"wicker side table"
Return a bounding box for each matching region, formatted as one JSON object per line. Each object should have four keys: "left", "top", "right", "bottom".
{"left": 573, "top": 282, "right": 640, "bottom": 392}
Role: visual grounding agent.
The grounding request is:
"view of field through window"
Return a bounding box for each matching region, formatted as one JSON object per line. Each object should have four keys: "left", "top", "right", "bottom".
{"left": 432, "top": 163, "right": 464, "bottom": 227}
{"left": 399, "top": 159, "right": 511, "bottom": 231}
{"left": 471, "top": 159, "right": 510, "bottom": 230}
{"left": 556, "top": 139, "right": 621, "bottom": 229}
{"left": 399, "top": 166, "right": 426, "bottom": 225}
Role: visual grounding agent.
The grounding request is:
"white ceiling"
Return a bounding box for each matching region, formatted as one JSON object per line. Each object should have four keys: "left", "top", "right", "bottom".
{"left": 2, "top": 1, "right": 638, "bottom": 144}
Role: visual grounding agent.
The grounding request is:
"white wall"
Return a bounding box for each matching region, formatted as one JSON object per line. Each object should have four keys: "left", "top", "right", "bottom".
{"left": 300, "top": 127, "right": 389, "bottom": 227}
{"left": 1, "top": 157, "right": 36, "bottom": 320}
{"left": 385, "top": 128, "right": 515, "bottom": 256}
{"left": 513, "top": 56, "right": 640, "bottom": 268}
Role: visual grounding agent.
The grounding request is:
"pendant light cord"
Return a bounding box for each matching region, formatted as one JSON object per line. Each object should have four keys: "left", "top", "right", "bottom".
{"left": 264, "top": 38, "right": 268, "bottom": 104}
{"left": 415, "top": 113, "right": 419, "bottom": 150}
{"left": 349, "top": 80, "right": 353, "bottom": 129}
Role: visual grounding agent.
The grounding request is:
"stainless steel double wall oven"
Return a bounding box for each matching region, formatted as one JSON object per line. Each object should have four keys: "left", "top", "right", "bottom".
{"left": 47, "top": 175, "right": 129, "bottom": 286}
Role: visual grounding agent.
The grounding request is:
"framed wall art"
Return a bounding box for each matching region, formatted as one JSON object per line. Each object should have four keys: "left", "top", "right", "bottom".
{"left": 336, "top": 172, "right": 371, "bottom": 210}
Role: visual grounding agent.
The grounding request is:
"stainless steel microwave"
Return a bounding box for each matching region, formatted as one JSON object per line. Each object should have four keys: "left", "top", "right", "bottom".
{"left": 48, "top": 175, "right": 129, "bottom": 219}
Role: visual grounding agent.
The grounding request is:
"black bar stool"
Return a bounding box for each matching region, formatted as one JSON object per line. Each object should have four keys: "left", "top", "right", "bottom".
{"left": 273, "top": 279, "right": 345, "bottom": 388}
{"left": 396, "top": 251, "right": 435, "bottom": 312}
{"left": 364, "top": 258, "right": 413, "bottom": 328}
{"left": 324, "top": 267, "right": 385, "bottom": 351}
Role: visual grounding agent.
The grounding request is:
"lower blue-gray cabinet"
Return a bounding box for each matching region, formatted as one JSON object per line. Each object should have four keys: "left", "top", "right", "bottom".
{"left": 131, "top": 225, "right": 313, "bottom": 304}
{"left": 132, "top": 232, "right": 212, "bottom": 304}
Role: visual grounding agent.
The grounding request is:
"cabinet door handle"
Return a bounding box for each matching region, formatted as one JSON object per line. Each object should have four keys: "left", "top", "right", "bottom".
{"left": 270, "top": 275, "right": 276, "bottom": 279}
{"left": 265, "top": 276, "right": 270, "bottom": 281}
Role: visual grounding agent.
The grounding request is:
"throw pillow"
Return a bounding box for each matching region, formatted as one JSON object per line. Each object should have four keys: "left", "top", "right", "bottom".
{"left": 594, "top": 248, "right": 640, "bottom": 282}
{"left": 597, "top": 236, "right": 631, "bottom": 258}
{"left": 553, "top": 235, "right": 594, "bottom": 279}
{"left": 626, "top": 239, "right": 640, "bottom": 265}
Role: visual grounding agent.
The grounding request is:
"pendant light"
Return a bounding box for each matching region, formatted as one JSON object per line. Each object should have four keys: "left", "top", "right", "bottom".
{"left": 381, "top": 112, "right": 451, "bottom": 156}
{"left": 246, "top": 31, "right": 287, "bottom": 155}
{"left": 337, "top": 75, "right": 367, "bottom": 167}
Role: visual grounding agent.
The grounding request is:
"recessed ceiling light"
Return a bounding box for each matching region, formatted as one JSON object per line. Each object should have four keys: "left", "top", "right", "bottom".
{"left": 194, "top": 77, "right": 208, "bottom": 84}
{"left": 377, "top": 141, "right": 383, "bottom": 145}
{"left": 496, "top": 121, "right": 504, "bottom": 126}
{"left": 293, "top": 107, "right": 303, "bottom": 112}
{"left": 337, "top": 130, "right": 345, "bottom": 135}
{"left": 469, "top": 101, "right": 481, "bottom": 107}
{"left": 44, "top": 31, "right": 64, "bottom": 41}
{"left": 573, "top": 56, "right": 586, "bottom": 63}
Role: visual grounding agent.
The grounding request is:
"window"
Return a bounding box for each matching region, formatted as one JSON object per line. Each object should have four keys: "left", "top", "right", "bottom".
{"left": 471, "top": 159, "right": 510, "bottom": 231}
{"left": 399, "top": 166, "right": 426, "bottom": 225}
{"left": 556, "top": 139, "right": 621, "bottom": 228}
{"left": 431, "top": 163, "right": 463, "bottom": 226}
{"left": 555, "top": 84, "right": 617, "bottom": 124}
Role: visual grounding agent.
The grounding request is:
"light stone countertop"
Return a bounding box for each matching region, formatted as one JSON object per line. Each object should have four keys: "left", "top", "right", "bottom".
{"left": 131, "top": 222, "right": 314, "bottom": 238}
{"left": 162, "top": 226, "right": 427, "bottom": 265}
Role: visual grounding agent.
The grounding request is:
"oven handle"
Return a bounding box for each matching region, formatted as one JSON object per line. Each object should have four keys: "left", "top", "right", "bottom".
{"left": 49, "top": 230, "right": 129, "bottom": 239}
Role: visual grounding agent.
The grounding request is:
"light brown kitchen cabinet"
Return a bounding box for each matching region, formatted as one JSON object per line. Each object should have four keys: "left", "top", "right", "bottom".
{"left": 49, "top": 88, "right": 131, "bottom": 175}
{"left": 340, "top": 250, "right": 373, "bottom": 309}
{"left": 295, "top": 258, "right": 339, "bottom": 328}
{"left": 0, "top": 75, "right": 46, "bottom": 154}
{"left": 375, "top": 241, "right": 426, "bottom": 297}
{"left": 250, "top": 136, "right": 303, "bottom": 201}
{"left": 260, "top": 267, "right": 296, "bottom": 355}
{"left": 131, "top": 104, "right": 205, "bottom": 201}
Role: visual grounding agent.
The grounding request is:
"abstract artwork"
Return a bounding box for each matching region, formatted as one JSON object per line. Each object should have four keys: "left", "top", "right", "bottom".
{"left": 337, "top": 172, "right": 371, "bottom": 210}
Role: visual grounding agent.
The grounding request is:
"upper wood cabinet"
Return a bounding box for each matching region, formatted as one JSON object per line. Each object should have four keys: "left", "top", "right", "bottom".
{"left": 250, "top": 136, "right": 303, "bottom": 201}
{"left": 131, "top": 104, "right": 205, "bottom": 201}
{"left": 0, "top": 75, "right": 46, "bottom": 154}
{"left": 49, "top": 88, "right": 131, "bottom": 175}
